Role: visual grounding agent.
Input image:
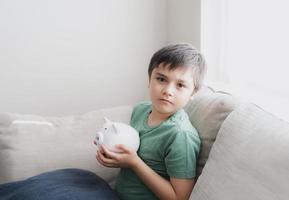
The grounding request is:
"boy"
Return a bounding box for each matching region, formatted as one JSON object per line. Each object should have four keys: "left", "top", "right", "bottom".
{"left": 96, "top": 43, "right": 206, "bottom": 200}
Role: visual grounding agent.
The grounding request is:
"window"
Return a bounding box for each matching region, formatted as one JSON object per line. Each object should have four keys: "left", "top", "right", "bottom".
{"left": 201, "top": 0, "right": 289, "bottom": 122}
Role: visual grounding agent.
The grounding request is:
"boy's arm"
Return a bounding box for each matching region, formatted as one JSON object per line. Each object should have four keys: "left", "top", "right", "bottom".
{"left": 132, "top": 157, "right": 195, "bottom": 200}
{"left": 97, "top": 144, "right": 195, "bottom": 200}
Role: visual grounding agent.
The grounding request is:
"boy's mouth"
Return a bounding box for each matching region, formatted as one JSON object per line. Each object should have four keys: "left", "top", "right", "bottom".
{"left": 159, "top": 98, "right": 173, "bottom": 105}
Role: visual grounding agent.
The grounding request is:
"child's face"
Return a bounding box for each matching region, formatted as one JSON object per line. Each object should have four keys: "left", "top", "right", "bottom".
{"left": 148, "top": 63, "right": 195, "bottom": 117}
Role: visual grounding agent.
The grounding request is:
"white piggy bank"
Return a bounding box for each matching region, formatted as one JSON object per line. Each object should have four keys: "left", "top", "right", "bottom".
{"left": 94, "top": 118, "right": 140, "bottom": 152}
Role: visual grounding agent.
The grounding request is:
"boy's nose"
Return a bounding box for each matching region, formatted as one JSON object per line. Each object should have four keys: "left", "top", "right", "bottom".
{"left": 163, "top": 84, "right": 175, "bottom": 96}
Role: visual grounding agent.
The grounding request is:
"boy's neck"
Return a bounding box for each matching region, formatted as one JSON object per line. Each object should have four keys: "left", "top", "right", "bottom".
{"left": 147, "top": 109, "right": 172, "bottom": 127}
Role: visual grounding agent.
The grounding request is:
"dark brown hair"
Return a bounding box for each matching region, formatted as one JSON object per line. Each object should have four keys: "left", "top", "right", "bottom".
{"left": 148, "top": 43, "right": 206, "bottom": 92}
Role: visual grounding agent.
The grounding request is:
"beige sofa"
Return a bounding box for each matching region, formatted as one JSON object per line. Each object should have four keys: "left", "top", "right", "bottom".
{"left": 1, "top": 87, "right": 288, "bottom": 200}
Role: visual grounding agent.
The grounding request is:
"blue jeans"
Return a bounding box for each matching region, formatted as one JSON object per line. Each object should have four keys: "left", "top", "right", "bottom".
{"left": 0, "top": 168, "right": 119, "bottom": 200}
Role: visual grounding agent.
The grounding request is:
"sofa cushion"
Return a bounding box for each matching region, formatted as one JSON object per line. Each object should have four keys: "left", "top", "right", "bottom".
{"left": 190, "top": 103, "right": 289, "bottom": 200}
{"left": 184, "top": 87, "right": 239, "bottom": 177}
{"left": 0, "top": 106, "right": 133, "bottom": 187}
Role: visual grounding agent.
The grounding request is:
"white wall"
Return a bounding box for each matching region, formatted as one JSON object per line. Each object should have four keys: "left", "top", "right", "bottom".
{"left": 0, "top": 0, "right": 167, "bottom": 116}
{"left": 167, "top": 0, "right": 201, "bottom": 49}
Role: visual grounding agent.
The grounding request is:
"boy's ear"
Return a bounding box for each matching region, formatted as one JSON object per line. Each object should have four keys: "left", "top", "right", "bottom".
{"left": 148, "top": 77, "right": 151, "bottom": 88}
{"left": 190, "top": 88, "right": 197, "bottom": 96}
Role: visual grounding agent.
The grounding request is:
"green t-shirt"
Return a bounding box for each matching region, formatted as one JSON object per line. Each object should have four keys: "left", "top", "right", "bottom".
{"left": 115, "top": 101, "right": 200, "bottom": 200}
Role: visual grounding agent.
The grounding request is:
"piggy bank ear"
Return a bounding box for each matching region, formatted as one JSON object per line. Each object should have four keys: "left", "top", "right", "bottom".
{"left": 112, "top": 124, "right": 118, "bottom": 134}
{"left": 104, "top": 117, "right": 112, "bottom": 124}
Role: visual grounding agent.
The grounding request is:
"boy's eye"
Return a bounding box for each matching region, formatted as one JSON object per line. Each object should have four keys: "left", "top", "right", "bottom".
{"left": 156, "top": 77, "right": 166, "bottom": 82}
{"left": 177, "top": 83, "right": 186, "bottom": 88}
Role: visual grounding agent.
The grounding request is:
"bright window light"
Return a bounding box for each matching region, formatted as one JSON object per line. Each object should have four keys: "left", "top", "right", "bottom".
{"left": 201, "top": 0, "right": 289, "bottom": 122}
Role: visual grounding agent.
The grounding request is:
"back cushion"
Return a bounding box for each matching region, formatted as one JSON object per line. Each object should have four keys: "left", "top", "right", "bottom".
{"left": 0, "top": 106, "right": 132, "bottom": 186}
{"left": 184, "top": 87, "right": 239, "bottom": 177}
{"left": 190, "top": 103, "right": 289, "bottom": 200}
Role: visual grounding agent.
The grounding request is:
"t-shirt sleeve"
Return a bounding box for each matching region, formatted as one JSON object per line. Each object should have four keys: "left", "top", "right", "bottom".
{"left": 130, "top": 101, "right": 150, "bottom": 126}
{"left": 130, "top": 105, "right": 137, "bottom": 125}
{"left": 130, "top": 102, "right": 143, "bottom": 125}
{"left": 164, "top": 130, "right": 201, "bottom": 179}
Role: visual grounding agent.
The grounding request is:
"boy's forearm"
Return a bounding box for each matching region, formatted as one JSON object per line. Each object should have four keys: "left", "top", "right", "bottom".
{"left": 131, "top": 157, "right": 178, "bottom": 200}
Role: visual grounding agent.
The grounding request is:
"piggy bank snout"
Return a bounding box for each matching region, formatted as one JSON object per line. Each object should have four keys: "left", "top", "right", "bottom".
{"left": 95, "top": 132, "right": 104, "bottom": 145}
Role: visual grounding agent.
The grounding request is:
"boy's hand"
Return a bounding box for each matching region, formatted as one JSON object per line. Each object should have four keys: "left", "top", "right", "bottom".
{"left": 96, "top": 144, "right": 140, "bottom": 169}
